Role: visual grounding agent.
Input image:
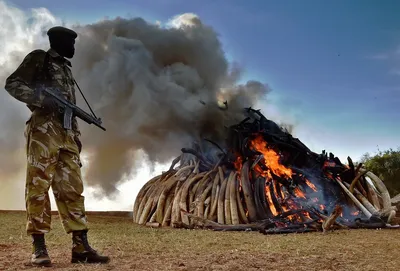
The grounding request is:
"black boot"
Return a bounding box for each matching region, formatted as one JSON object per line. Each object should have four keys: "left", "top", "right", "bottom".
{"left": 31, "top": 234, "right": 52, "bottom": 267}
{"left": 71, "top": 230, "right": 110, "bottom": 264}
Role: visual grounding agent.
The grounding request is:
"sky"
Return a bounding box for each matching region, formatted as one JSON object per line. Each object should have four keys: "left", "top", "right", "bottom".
{"left": 1, "top": 0, "right": 399, "bottom": 211}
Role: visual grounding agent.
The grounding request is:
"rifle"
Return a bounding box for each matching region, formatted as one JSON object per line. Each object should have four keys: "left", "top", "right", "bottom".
{"left": 38, "top": 85, "right": 106, "bottom": 131}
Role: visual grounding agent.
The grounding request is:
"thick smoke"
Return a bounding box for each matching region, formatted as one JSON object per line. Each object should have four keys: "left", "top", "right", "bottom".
{"left": 0, "top": 2, "right": 270, "bottom": 200}
{"left": 0, "top": 1, "right": 60, "bottom": 208}
{"left": 72, "top": 14, "right": 270, "bottom": 195}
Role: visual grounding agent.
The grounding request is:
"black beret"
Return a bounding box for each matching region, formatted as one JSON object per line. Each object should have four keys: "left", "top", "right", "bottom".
{"left": 47, "top": 26, "right": 77, "bottom": 39}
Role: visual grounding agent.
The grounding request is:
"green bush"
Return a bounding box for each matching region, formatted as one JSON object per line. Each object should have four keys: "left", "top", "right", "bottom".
{"left": 359, "top": 147, "right": 400, "bottom": 197}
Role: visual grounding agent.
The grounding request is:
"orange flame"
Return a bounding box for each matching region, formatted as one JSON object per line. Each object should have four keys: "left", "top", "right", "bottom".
{"left": 303, "top": 211, "right": 312, "bottom": 220}
{"left": 281, "top": 205, "right": 297, "bottom": 221}
{"left": 252, "top": 163, "right": 273, "bottom": 179}
{"left": 234, "top": 155, "right": 243, "bottom": 172}
{"left": 351, "top": 211, "right": 360, "bottom": 216}
{"left": 305, "top": 179, "right": 317, "bottom": 192}
{"left": 294, "top": 187, "right": 306, "bottom": 199}
{"left": 265, "top": 185, "right": 278, "bottom": 216}
{"left": 250, "top": 135, "right": 292, "bottom": 178}
{"left": 279, "top": 183, "right": 285, "bottom": 199}
{"left": 273, "top": 181, "right": 280, "bottom": 199}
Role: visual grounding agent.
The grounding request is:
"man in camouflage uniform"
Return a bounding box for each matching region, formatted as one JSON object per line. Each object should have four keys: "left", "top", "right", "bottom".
{"left": 4, "top": 26, "right": 109, "bottom": 266}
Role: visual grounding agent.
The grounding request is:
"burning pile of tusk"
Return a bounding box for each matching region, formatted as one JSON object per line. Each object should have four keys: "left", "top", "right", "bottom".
{"left": 133, "top": 108, "right": 399, "bottom": 234}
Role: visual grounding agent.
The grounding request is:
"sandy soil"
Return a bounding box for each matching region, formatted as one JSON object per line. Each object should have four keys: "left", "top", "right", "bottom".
{"left": 0, "top": 211, "right": 399, "bottom": 270}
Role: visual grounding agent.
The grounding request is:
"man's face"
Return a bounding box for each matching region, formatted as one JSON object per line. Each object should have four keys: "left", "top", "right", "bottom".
{"left": 61, "top": 38, "right": 75, "bottom": 59}
{"left": 51, "top": 35, "right": 75, "bottom": 59}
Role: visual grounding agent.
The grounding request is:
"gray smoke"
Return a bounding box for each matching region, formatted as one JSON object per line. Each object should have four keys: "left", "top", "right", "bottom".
{"left": 0, "top": 3, "right": 270, "bottom": 200}
{"left": 72, "top": 14, "right": 270, "bottom": 195}
{"left": 0, "top": 1, "right": 59, "bottom": 209}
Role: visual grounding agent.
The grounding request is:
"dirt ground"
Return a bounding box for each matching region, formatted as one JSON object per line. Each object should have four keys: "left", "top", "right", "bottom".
{"left": 0, "top": 211, "right": 399, "bottom": 271}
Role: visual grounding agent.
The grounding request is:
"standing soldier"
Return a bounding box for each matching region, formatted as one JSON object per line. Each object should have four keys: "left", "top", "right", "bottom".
{"left": 4, "top": 26, "right": 110, "bottom": 266}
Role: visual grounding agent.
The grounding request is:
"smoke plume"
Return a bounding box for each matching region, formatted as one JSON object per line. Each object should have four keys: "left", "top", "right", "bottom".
{"left": 0, "top": 2, "right": 270, "bottom": 200}
{"left": 0, "top": 1, "right": 60, "bottom": 208}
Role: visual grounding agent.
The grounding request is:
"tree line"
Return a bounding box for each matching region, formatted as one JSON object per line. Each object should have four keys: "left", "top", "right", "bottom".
{"left": 359, "top": 147, "right": 400, "bottom": 197}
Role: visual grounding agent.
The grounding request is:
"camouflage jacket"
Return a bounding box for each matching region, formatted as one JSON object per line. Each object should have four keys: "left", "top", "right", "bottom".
{"left": 4, "top": 48, "right": 80, "bottom": 136}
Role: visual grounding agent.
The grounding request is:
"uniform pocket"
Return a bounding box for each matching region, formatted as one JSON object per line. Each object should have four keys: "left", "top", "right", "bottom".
{"left": 29, "top": 111, "right": 53, "bottom": 133}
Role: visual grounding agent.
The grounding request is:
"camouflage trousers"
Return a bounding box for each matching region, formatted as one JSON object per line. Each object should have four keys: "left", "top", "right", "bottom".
{"left": 24, "top": 112, "right": 88, "bottom": 235}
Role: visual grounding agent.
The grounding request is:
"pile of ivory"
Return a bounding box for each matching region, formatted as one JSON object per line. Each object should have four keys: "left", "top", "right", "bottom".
{"left": 132, "top": 154, "right": 398, "bottom": 230}
{"left": 133, "top": 158, "right": 246, "bottom": 228}
{"left": 337, "top": 167, "right": 397, "bottom": 224}
{"left": 133, "top": 108, "right": 398, "bottom": 231}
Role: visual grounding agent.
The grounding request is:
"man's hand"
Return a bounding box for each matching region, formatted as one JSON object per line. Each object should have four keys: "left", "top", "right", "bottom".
{"left": 74, "top": 136, "right": 82, "bottom": 153}
{"left": 41, "top": 96, "right": 58, "bottom": 111}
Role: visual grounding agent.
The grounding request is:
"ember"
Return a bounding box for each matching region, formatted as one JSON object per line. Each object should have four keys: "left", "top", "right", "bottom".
{"left": 133, "top": 108, "right": 399, "bottom": 234}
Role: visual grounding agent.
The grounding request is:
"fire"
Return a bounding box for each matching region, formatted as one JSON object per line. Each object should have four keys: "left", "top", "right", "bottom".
{"left": 250, "top": 135, "right": 292, "bottom": 178}
{"left": 281, "top": 205, "right": 297, "bottom": 222}
{"left": 273, "top": 181, "right": 280, "bottom": 199}
{"left": 265, "top": 185, "right": 278, "bottom": 216}
{"left": 278, "top": 183, "right": 285, "bottom": 199}
{"left": 305, "top": 179, "right": 317, "bottom": 192}
{"left": 351, "top": 211, "right": 360, "bottom": 216}
{"left": 234, "top": 155, "right": 243, "bottom": 172}
{"left": 231, "top": 131, "right": 357, "bottom": 225}
{"left": 303, "top": 211, "right": 312, "bottom": 220}
{"left": 294, "top": 187, "right": 306, "bottom": 199}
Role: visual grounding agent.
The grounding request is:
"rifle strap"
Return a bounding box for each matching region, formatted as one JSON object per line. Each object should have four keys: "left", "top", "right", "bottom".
{"left": 32, "top": 51, "right": 51, "bottom": 86}
{"left": 73, "top": 78, "right": 98, "bottom": 119}
{"left": 34, "top": 49, "right": 99, "bottom": 119}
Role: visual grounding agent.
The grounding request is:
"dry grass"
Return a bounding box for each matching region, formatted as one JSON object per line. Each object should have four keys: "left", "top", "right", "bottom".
{"left": 0, "top": 211, "right": 399, "bottom": 270}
